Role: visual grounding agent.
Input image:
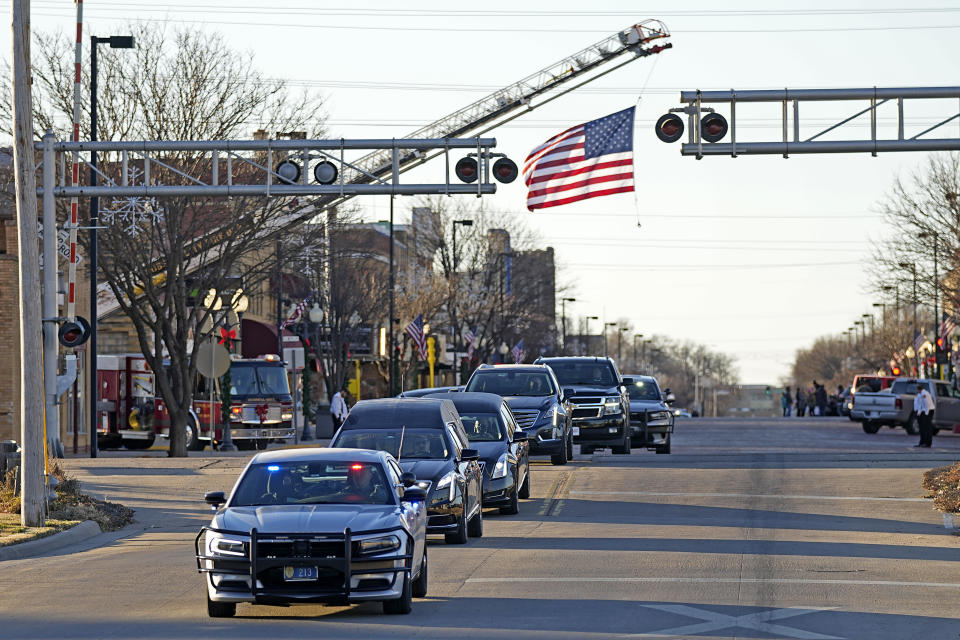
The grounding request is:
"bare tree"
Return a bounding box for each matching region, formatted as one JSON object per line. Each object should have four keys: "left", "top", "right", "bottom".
{"left": 5, "top": 24, "right": 327, "bottom": 456}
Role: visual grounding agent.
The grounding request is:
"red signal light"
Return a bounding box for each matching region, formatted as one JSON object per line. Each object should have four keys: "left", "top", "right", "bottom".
{"left": 937, "top": 338, "right": 944, "bottom": 348}
{"left": 350, "top": 464, "right": 363, "bottom": 471}
{"left": 455, "top": 157, "right": 478, "bottom": 183}
{"left": 492, "top": 157, "right": 518, "bottom": 184}
{"left": 892, "top": 366, "right": 901, "bottom": 375}
{"left": 655, "top": 113, "right": 684, "bottom": 143}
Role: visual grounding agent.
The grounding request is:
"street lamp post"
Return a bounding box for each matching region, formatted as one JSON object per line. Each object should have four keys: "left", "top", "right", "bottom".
{"left": 633, "top": 334, "right": 644, "bottom": 369}
{"left": 872, "top": 302, "right": 887, "bottom": 330}
{"left": 215, "top": 285, "right": 247, "bottom": 453}
{"left": 561, "top": 297, "right": 576, "bottom": 354}
{"left": 603, "top": 322, "right": 617, "bottom": 357}
{"left": 451, "top": 219, "right": 474, "bottom": 274}
{"left": 920, "top": 231, "right": 940, "bottom": 377}
{"left": 298, "top": 302, "right": 324, "bottom": 442}
{"left": 449, "top": 219, "right": 472, "bottom": 384}
{"left": 862, "top": 313, "right": 874, "bottom": 339}
{"left": 617, "top": 326, "right": 628, "bottom": 364}
{"left": 584, "top": 316, "right": 598, "bottom": 356}
{"left": 88, "top": 34, "right": 135, "bottom": 458}
{"left": 898, "top": 261, "right": 918, "bottom": 371}
{"left": 854, "top": 320, "right": 865, "bottom": 347}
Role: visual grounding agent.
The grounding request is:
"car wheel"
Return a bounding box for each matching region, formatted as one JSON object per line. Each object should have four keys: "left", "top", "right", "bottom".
{"left": 518, "top": 462, "right": 531, "bottom": 499}
{"left": 187, "top": 415, "right": 205, "bottom": 451}
{"left": 862, "top": 422, "right": 881, "bottom": 434}
{"left": 254, "top": 438, "right": 269, "bottom": 450}
{"left": 383, "top": 571, "right": 413, "bottom": 614}
{"left": 411, "top": 547, "right": 428, "bottom": 598}
{"left": 904, "top": 414, "right": 918, "bottom": 435}
{"left": 445, "top": 507, "right": 468, "bottom": 545}
{"left": 235, "top": 440, "right": 256, "bottom": 451}
{"left": 566, "top": 433, "right": 574, "bottom": 460}
{"left": 550, "top": 436, "right": 569, "bottom": 465}
{"left": 655, "top": 435, "right": 671, "bottom": 454}
{"left": 500, "top": 472, "right": 520, "bottom": 515}
{"left": 207, "top": 595, "right": 236, "bottom": 618}
{"left": 467, "top": 503, "right": 484, "bottom": 538}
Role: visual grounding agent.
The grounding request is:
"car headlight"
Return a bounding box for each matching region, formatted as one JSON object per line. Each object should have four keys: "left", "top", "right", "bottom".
{"left": 491, "top": 453, "right": 510, "bottom": 479}
{"left": 648, "top": 411, "right": 671, "bottom": 422}
{"left": 207, "top": 534, "right": 248, "bottom": 558}
{"left": 355, "top": 535, "right": 400, "bottom": 557}
{"left": 431, "top": 471, "right": 457, "bottom": 503}
{"left": 603, "top": 396, "right": 623, "bottom": 415}
{"left": 280, "top": 412, "right": 294, "bottom": 421}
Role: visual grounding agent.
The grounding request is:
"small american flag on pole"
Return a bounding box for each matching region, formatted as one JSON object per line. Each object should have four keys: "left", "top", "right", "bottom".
{"left": 523, "top": 106, "right": 635, "bottom": 211}
{"left": 405, "top": 314, "right": 428, "bottom": 360}
{"left": 463, "top": 326, "right": 477, "bottom": 357}
{"left": 511, "top": 339, "right": 524, "bottom": 364}
{"left": 280, "top": 293, "right": 313, "bottom": 331}
{"left": 913, "top": 330, "right": 925, "bottom": 352}
{"left": 940, "top": 315, "right": 956, "bottom": 344}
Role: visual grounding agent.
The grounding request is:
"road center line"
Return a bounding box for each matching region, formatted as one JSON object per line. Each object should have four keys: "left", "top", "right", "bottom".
{"left": 569, "top": 490, "right": 927, "bottom": 502}
{"left": 464, "top": 577, "right": 960, "bottom": 588}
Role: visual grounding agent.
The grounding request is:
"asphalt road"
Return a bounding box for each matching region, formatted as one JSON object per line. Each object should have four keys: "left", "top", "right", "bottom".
{"left": 2, "top": 416, "right": 959, "bottom": 639}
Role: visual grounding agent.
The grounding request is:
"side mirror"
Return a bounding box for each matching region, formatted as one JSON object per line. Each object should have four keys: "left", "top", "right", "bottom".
{"left": 204, "top": 491, "right": 226, "bottom": 509}
{"left": 513, "top": 431, "right": 530, "bottom": 442}
{"left": 403, "top": 486, "right": 427, "bottom": 502}
{"left": 665, "top": 392, "right": 676, "bottom": 404}
{"left": 401, "top": 471, "right": 417, "bottom": 488}
{"left": 562, "top": 388, "right": 575, "bottom": 400}
{"left": 460, "top": 448, "right": 480, "bottom": 461}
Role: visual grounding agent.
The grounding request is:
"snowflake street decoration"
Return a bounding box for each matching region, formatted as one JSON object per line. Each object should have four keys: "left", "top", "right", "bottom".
{"left": 100, "top": 167, "right": 166, "bottom": 236}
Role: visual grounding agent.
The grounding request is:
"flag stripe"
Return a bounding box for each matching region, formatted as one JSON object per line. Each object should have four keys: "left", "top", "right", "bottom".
{"left": 524, "top": 126, "right": 585, "bottom": 165}
{"left": 528, "top": 177, "right": 635, "bottom": 203}
{"left": 528, "top": 185, "right": 636, "bottom": 211}
{"left": 527, "top": 157, "right": 633, "bottom": 187}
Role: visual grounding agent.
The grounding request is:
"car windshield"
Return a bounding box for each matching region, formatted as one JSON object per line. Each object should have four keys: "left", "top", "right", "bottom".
{"left": 334, "top": 428, "right": 451, "bottom": 460}
{"left": 231, "top": 461, "right": 393, "bottom": 506}
{"left": 230, "top": 364, "right": 290, "bottom": 396}
{"left": 547, "top": 362, "right": 617, "bottom": 387}
{"left": 465, "top": 371, "right": 555, "bottom": 396}
{"left": 627, "top": 381, "right": 660, "bottom": 401}
{"left": 458, "top": 413, "right": 505, "bottom": 442}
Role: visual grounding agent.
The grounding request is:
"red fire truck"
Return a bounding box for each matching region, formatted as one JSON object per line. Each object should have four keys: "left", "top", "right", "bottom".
{"left": 96, "top": 353, "right": 295, "bottom": 450}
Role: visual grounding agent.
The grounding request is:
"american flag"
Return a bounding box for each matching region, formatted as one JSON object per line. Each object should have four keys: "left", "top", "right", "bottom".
{"left": 913, "top": 330, "right": 925, "bottom": 352}
{"left": 940, "top": 316, "right": 957, "bottom": 344}
{"left": 280, "top": 293, "right": 313, "bottom": 331}
{"left": 405, "top": 314, "right": 428, "bottom": 360}
{"left": 463, "top": 326, "right": 477, "bottom": 357}
{"left": 523, "top": 106, "right": 635, "bottom": 211}
{"left": 511, "top": 339, "right": 524, "bottom": 364}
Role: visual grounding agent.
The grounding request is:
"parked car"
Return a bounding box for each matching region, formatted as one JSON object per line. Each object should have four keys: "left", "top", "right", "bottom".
{"left": 463, "top": 364, "right": 573, "bottom": 465}
{"left": 672, "top": 408, "right": 693, "bottom": 418}
{"left": 196, "top": 447, "right": 428, "bottom": 618}
{"left": 329, "top": 398, "right": 484, "bottom": 544}
{"left": 847, "top": 375, "right": 895, "bottom": 421}
{"left": 533, "top": 356, "right": 631, "bottom": 455}
{"left": 850, "top": 378, "right": 960, "bottom": 434}
{"left": 622, "top": 375, "right": 675, "bottom": 454}
{"left": 398, "top": 385, "right": 463, "bottom": 398}
{"left": 424, "top": 392, "right": 531, "bottom": 514}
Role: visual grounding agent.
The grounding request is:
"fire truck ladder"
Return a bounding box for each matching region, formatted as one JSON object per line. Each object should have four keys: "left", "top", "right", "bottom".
{"left": 342, "top": 20, "right": 672, "bottom": 186}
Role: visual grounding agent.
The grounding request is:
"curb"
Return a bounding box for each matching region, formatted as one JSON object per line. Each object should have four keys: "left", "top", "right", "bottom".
{"left": 0, "top": 520, "right": 103, "bottom": 562}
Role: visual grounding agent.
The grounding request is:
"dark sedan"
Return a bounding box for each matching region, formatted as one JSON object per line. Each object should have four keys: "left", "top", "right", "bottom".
{"left": 330, "top": 398, "right": 484, "bottom": 544}
{"left": 623, "top": 375, "right": 674, "bottom": 454}
{"left": 425, "top": 392, "right": 530, "bottom": 514}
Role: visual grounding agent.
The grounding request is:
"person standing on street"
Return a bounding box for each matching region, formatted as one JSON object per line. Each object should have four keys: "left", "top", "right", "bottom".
{"left": 913, "top": 384, "right": 935, "bottom": 448}
{"left": 814, "top": 380, "right": 827, "bottom": 417}
{"left": 795, "top": 387, "right": 805, "bottom": 417}
{"left": 331, "top": 384, "right": 350, "bottom": 430}
{"left": 781, "top": 387, "right": 792, "bottom": 417}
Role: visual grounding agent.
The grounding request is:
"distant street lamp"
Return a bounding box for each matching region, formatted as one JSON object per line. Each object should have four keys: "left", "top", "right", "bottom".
{"left": 451, "top": 219, "right": 474, "bottom": 273}
{"left": 919, "top": 230, "right": 940, "bottom": 375}
{"left": 862, "top": 313, "right": 874, "bottom": 338}
{"left": 872, "top": 302, "right": 887, "bottom": 329}
{"left": 296, "top": 302, "right": 325, "bottom": 442}
{"left": 633, "top": 334, "right": 644, "bottom": 369}
{"left": 898, "top": 261, "right": 918, "bottom": 369}
{"left": 603, "top": 322, "right": 617, "bottom": 357}
{"left": 561, "top": 297, "right": 576, "bottom": 354}
{"left": 617, "top": 326, "right": 629, "bottom": 363}
{"left": 584, "top": 316, "right": 599, "bottom": 356}
{"left": 215, "top": 283, "right": 248, "bottom": 453}
{"left": 498, "top": 341, "right": 509, "bottom": 363}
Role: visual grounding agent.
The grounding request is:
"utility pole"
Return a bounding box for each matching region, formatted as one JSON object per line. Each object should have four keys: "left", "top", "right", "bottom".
{"left": 12, "top": 0, "right": 47, "bottom": 526}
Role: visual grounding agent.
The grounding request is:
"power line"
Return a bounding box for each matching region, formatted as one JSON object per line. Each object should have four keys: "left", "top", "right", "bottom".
{"left": 29, "top": 11, "right": 960, "bottom": 34}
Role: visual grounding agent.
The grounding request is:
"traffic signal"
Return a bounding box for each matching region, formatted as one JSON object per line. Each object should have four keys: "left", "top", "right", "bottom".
{"left": 275, "top": 159, "right": 301, "bottom": 185}
{"left": 313, "top": 161, "right": 338, "bottom": 184}
{"left": 492, "top": 157, "right": 518, "bottom": 184}
{"left": 455, "top": 157, "right": 478, "bottom": 183}
{"left": 700, "top": 113, "right": 729, "bottom": 143}
{"left": 765, "top": 386, "right": 771, "bottom": 396}
{"left": 891, "top": 365, "right": 901, "bottom": 375}
{"left": 655, "top": 113, "right": 684, "bottom": 143}
{"left": 935, "top": 337, "right": 949, "bottom": 364}
{"left": 58, "top": 316, "right": 91, "bottom": 348}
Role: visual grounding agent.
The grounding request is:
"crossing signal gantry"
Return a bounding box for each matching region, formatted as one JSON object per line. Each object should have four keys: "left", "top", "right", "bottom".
{"left": 655, "top": 86, "right": 960, "bottom": 159}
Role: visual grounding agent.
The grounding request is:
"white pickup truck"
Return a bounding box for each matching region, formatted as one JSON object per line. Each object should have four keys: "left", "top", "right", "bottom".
{"left": 850, "top": 378, "right": 960, "bottom": 434}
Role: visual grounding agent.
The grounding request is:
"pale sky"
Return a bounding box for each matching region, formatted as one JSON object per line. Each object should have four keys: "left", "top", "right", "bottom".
{"left": 7, "top": 1, "right": 960, "bottom": 383}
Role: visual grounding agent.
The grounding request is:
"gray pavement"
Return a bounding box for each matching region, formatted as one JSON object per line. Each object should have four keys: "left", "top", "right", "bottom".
{"left": 1, "top": 417, "right": 958, "bottom": 639}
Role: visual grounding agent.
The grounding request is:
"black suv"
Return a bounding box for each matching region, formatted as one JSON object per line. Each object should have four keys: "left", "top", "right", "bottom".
{"left": 534, "top": 356, "right": 630, "bottom": 455}
{"left": 463, "top": 364, "right": 574, "bottom": 465}
{"left": 623, "top": 374, "right": 675, "bottom": 454}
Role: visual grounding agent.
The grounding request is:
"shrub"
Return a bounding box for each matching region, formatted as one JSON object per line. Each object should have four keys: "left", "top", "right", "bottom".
{"left": 922, "top": 463, "right": 960, "bottom": 513}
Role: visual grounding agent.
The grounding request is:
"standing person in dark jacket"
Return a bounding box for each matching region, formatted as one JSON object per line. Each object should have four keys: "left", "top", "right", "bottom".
{"left": 814, "top": 380, "right": 827, "bottom": 417}
{"left": 781, "top": 387, "right": 792, "bottom": 417}
{"left": 795, "top": 387, "right": 805, "bottom": 416}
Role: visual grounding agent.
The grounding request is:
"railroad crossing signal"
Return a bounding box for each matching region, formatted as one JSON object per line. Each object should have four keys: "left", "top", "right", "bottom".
{"left": 58, "top": 316, "right": 91, "bottom": 348}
